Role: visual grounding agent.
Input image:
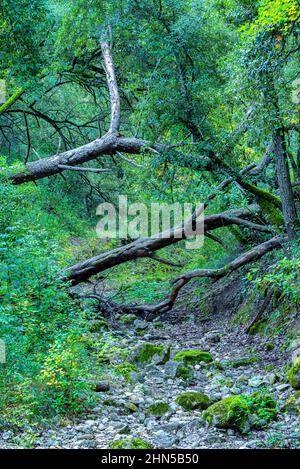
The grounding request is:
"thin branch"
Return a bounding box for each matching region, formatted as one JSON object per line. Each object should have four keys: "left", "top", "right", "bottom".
{"left": 220, "top": 215, "right": 271, "bottom": 233}
{"left": 57, "top": 165, "right": 111, "bottom": 173}
{"left": 116, "top": 151, "right": 143, "bottom": 168}
{"left": 23, "top": 111, "right": 31, "bottom": 163}
{"left": 148, "top": 254, "right": 184, "bottom": 268}
{"left": 205, "top": 231, "right": 227, "bottom": 248}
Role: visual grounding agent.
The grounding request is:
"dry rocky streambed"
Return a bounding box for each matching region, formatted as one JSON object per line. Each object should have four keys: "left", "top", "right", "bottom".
{"left": 1, "top": 312, "right": 300, "bottom": 449}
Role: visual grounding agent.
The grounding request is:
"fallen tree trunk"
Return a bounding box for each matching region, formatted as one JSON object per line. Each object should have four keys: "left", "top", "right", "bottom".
{"left": 65, "top": 204, "right": 262, "bottom": 285}
{"left": 123, "top": 235, "right": 285, "bottom": 314}
{"left": 8, "top": 134, "right": 212, "bottom": 185}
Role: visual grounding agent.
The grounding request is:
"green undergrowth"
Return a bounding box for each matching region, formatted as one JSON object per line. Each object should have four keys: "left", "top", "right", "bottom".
{"left": 232, "top": 242, "right": 300, "bottom": 337}
{"left": 111, "top": 437, "right": 153, "bottom": 449}
{"left": 0, "top": 177, "right": 113, "bottom": 427}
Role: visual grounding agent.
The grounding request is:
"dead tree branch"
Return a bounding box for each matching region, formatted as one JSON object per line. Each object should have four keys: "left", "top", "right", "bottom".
{"left": 64, "top": 204, "right": 261, "bottom": 285}
{"left": 123, "top": 236, "right": 285, "bottom": 314}
{"left": 57, "top": 165, "right": 111, "bottom": 173}
{"left": 100, "top": 39, "right": 120, "bottom": 134}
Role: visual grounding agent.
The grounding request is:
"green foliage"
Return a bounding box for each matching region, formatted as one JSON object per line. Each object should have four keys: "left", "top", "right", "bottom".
{"left": 244, "top": 393, "right": 277, "bottom": 429}
{"left": 241, "top": 0, "right": 300, "bottom": 36}
{"left": 0, "top": 178, "right": 102, "bottom": 423}
{"left": 115, "top": 362, "right": 139, "bottom": 381}
{"left": 248, "top": 243, "right": 300, "bottom": 304}
{"left": 111, "top": 437, "right": 153, "bottom": 449}
{"left": 37, "top": 335, "right": 93, "bottom": 414}
{"left": 0, "top": 0, "right": 51, "bottom": 87}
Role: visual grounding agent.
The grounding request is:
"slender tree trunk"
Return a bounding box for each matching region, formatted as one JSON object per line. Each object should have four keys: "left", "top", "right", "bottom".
{"left": 273, "top": 128, "right": 298, "bottom": 240}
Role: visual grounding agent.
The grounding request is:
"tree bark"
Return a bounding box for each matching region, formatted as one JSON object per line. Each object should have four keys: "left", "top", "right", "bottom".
{"left": 273, "top": 128, "right": 298, "bottom": 240}
{"left": 100, "top": 40, "right": 120, "bottom": 134}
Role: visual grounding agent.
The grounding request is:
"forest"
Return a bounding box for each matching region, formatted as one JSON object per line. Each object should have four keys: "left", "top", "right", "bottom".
{"left": 0, "top": 0, "right": 300, "bottom": 451}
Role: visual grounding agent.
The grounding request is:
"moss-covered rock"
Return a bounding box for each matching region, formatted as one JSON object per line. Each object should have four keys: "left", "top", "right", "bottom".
{"left": 96, "top": 353, "right": 111, "bottom": 364}
{"left": 175, "top": 365, "right": 193, "bottom": 380}
{"left": 145, "top": 401, "right": 170, "bottom": 417}
{"left": 204, "top": 393, "right": 277, "bottom": 432}
{"left": 103, "top": 399, "right": 118, "bottom": 407}
{"left": 284, "top": 391, "right": 300, "bottom": 414}
{"left": 203, "top": 396, "right": 250, "bottom": 432}
{"left": 119, "top": 314, "right": 137, "bottom": 325}
{"left": 131, "top": 343, "right": 170, "bottom": 366}
{"left": 173, "top": 350, "right": 213, "bottom": 365}
{"left": 111, "top": 437, "right": 153, "bottom": 449}
{"left": 124, "top": 402, "right": 138, "bottom": 413}
{"left": 288, "top": 357, "right": 300, "bottom": 389}
{"left": 229, "top": 356, "right": 259, "bottom": 368}
{"left": 175, "top": 391, "right": 211, "bottom": 411}
{"left": 265, "top": 342, "right": 275, "bottom": 351}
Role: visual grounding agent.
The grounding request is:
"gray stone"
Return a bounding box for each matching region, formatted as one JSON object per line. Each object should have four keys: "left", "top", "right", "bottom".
{"left": 205, "top": 331, "right": 221, "bottom": 344}
{"left": 164, "top": 360, "right": 182, "bottom": 378}
{"left": 130, "top": 371, "right": 144, "bottom": 383}
{"left": 154, "top": 430, "right": 176, "bottom": 448}
{"left": 289, "top": 338, "right": 300, "bottom": 352}
{"left": 80, "top": 433, "right": 96, "bottom": 440}
{"left": 276, "top": 383, "right": 290, "bottom": 392}
{"left": 128, "top": 394, "right": 144, "bottom": 405}
{"left": 133, "top": 319, "right": 148, "bottom": 330}
{"left": 248, "top": 377, "right": 264, "bottom": 387}
{"left": 263, "top": 373, "right": 279, "bottom": 385}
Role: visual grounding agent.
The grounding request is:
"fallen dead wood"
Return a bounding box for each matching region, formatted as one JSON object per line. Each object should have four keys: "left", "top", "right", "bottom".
{"left": 122, "top": 235, "right": 285, "bottom": 314}
{"left": 65, "top": 204, "right": 262, "bottom": 285}
{"left": 57, "top": 165, "right": 111, "bottom": 173}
